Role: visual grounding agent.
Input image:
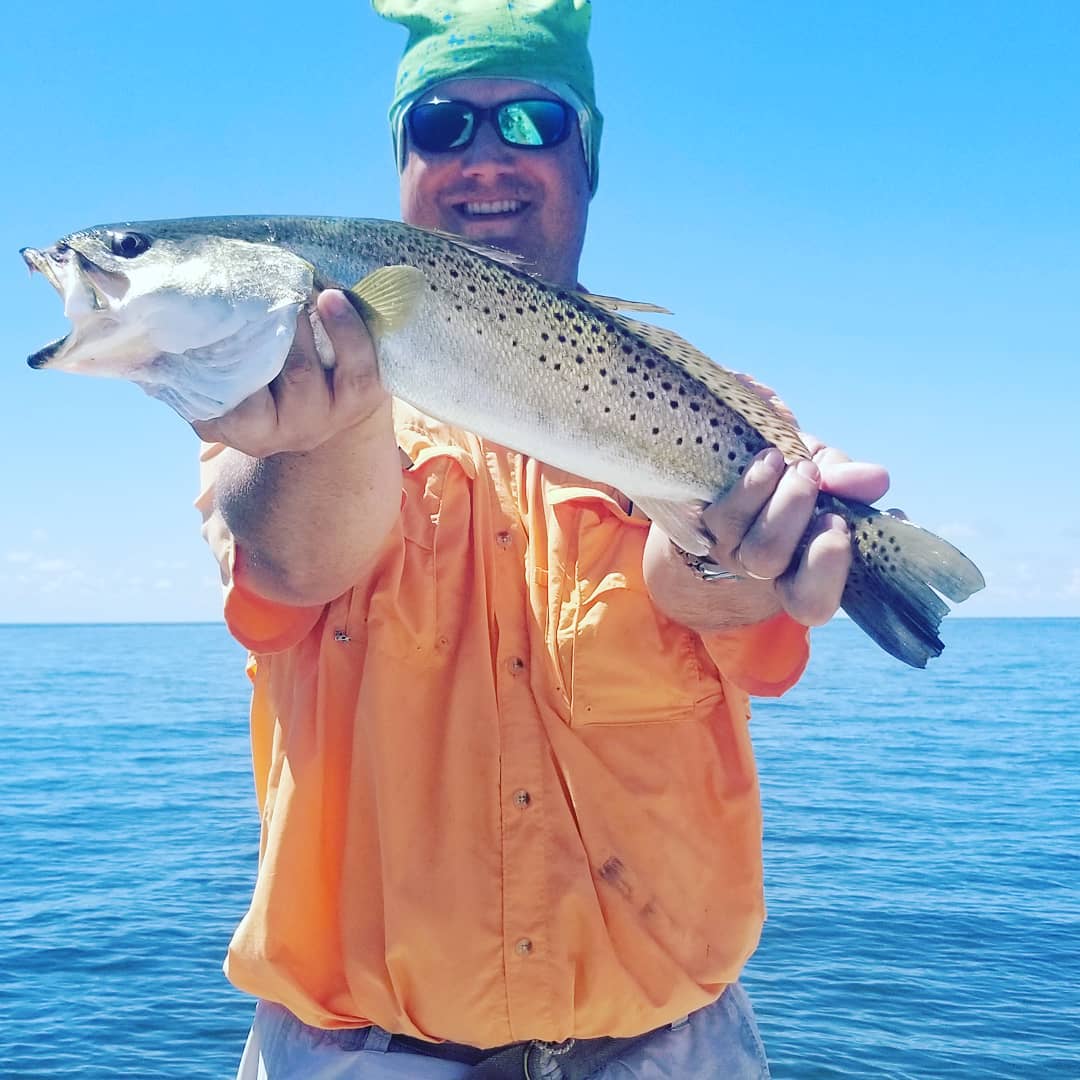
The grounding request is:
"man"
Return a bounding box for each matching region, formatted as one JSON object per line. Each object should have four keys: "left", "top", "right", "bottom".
{"left": 196, "top": 2, "right": 888, "bottom": 1076}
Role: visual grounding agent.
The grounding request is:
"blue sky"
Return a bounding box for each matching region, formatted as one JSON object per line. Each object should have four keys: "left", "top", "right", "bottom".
{"left": 1, "top": 2, "right": 1076, "bottom": 622}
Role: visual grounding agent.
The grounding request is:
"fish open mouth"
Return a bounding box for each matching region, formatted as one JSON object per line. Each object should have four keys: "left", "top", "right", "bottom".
{"left": 22, "top": 244, "right": 129, "bottom": 369}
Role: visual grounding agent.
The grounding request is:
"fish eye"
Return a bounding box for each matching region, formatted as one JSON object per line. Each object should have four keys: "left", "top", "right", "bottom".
{"left": 109, "top": 231, "right": 152, "bottom": 258}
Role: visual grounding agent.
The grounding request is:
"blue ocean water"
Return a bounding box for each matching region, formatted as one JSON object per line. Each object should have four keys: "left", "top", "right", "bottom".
{"left": 1, "top": 619, "right": 1077, "bottom": 1078}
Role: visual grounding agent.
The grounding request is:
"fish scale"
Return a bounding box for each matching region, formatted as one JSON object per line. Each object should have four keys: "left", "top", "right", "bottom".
{"left": 22, "top": 215, "right": 984, "bottom": 666}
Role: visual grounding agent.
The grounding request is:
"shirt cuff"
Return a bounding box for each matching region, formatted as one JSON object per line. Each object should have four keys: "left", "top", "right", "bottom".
{"left": 222, "top": 536, "right": 326, "bottom": 654}
{"left": 699, "top": 611, "right": 810, "bottom": 698}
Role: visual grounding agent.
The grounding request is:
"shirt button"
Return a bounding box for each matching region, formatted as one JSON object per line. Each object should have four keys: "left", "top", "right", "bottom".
{"left": 496, "top": 529, "right": 512, "bottom": 546}
{"left": 515, "top": 938, "right": 533, "bottom": 956}
{"left": 513, "top": 789, "right": 531, "bottom": 808}
{"left": 507, "top": 656, "right": 526, "bottom": 676}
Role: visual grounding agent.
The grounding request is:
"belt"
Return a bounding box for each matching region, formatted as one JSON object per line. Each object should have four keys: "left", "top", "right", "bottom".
{"left": 368, "top": 1014, "right": 689, "bottom": 1076}
{"left": 386, "top": 1031, "right": 498, "bottom": 1066}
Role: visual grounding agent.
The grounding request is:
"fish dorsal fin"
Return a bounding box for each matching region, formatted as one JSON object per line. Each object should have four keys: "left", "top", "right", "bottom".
{"left": 574, "top": 291, "right": 672, "bottom": 316}
{"left": 349, "top": 265, "right": 427, "bottom": 337}
{"left": 610, "top": 312, "right": 811, "bottom": 462}
{"left": 422, "top": 227, "right": 534, "bottom": 272}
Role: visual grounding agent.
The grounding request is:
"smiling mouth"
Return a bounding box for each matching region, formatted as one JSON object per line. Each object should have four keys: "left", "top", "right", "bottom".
{"left": 455, "top": 199, "right": 529, "bottom": 218}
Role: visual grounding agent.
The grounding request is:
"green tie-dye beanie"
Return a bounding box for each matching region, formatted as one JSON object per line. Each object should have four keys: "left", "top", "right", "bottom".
{"left": 372, "top": 0, "right": 603, "bottom": 193}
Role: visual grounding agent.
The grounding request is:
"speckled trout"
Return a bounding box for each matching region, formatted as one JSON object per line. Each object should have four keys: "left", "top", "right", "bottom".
{"left": 21, "top": 215, "right": 984, "bottom": 666}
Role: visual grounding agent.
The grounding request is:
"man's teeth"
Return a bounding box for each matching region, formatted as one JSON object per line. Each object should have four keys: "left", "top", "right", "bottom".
{"left": 464, "top": 200, "right": 523, "bottom": 216}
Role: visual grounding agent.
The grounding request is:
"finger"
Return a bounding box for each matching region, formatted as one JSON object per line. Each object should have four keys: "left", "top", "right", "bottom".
{"left": 819, "top": 460, "right": 890, "bottom": 503}
{"left": 809, "top": 441, "right": 848, "bottom": 466}
{"left": 269, "top": 302, "right": 325, "bottom": 402}
{"left": 734, "top": 458, "right": 822, "bottom": 581}
{"left": 803, "top": 435, "right": 890, "bottom": 503}
{"left": 701, "top": 448, "right": 787, "bottom": 561}
{"left": 317, "top": 290, "right": 383, "bottom": 412}
{"left": 775, "top": 513, "right": 852, "bottom": 626}
{"left": 191, "top": 385, "right": 279, "bottom": 454}
{"left": 799, "top": 431, "right": 828, "bottom": 459}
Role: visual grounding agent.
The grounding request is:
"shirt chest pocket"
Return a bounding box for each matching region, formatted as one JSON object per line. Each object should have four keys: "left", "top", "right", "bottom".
{"left": 546, "top": 493, "right": 720, "bottom": 727}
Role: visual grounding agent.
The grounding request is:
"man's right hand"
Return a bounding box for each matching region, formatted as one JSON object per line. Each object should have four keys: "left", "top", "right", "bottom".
{"left": 196, "top": 289, "right": 402, "bottom": 607}
{"left": 192, "top": 289, "right": 388, "bottom": 457}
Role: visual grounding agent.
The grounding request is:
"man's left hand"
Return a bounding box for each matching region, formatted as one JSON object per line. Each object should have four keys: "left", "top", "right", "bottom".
{"left": 701, "top": 435, "right": 890, "bottom": 627}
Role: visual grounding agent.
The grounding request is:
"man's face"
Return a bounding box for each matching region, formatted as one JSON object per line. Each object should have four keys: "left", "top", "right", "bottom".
{"left": 400, "top": 77, "right": 590, "bottom": 287}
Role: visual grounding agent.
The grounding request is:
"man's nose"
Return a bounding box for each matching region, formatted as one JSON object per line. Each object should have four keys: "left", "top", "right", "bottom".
{"left": 458, "top": 118, "right": 516, "bottom": 177}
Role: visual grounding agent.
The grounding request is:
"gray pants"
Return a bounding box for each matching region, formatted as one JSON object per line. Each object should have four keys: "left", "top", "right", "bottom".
{"left": 236, "top": 983, "right": 771, "bottom": 1078}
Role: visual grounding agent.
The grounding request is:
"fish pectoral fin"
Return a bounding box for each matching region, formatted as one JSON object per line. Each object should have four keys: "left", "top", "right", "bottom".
{"left": 628, "top": 495, "right": 713, "bottom": 557}
{"left": 576, "top": 292, "right": 672, "bottom": 316}
{"left": 348, "top": 265, "right": 428, "bottom": 337}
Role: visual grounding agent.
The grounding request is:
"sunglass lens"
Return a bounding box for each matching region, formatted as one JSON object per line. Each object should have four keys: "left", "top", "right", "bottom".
{"left": 497, "top": 100, "right": 571, "bottom": 147}
{"left": 408, "top": 102, "right": 475, "bottom": 152}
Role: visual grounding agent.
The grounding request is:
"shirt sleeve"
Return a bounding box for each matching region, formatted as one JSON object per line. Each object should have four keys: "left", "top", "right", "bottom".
{"left": 195, "top": 440, "right": 326, "bottom": 654}
{"left": 698, "top": 611, "right": 810, "bottom": 698}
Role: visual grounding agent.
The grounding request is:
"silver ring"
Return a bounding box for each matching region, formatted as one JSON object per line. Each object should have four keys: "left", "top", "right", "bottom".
{"left": 733, "top": 547, "right": 774, "bottom": 582}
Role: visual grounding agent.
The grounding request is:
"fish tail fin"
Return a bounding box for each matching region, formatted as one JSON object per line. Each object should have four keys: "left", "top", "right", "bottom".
{"left": 828, "top": 497, "right": 985, "bottom": 667}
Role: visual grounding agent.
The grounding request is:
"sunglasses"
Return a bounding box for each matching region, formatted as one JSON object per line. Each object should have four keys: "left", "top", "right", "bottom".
{"left": 406, "top": 97, "right": 575, "bottom": 154}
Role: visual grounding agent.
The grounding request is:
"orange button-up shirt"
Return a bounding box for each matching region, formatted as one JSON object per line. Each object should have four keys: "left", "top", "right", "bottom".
{"left": 198, "top": 403, "right": 809, "bottom": 1049}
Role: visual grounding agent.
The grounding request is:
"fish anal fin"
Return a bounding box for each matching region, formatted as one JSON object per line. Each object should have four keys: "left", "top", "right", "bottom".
{"left": 629, "top": 495, "right": 712, "bottom": 557}
{"left": 348, "top": 265, "right": 428, "bottom": 338}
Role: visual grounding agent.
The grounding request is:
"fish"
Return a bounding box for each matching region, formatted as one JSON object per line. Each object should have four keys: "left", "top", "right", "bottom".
{"left": 21, "top": 215, "right": 985, "bottom": 667}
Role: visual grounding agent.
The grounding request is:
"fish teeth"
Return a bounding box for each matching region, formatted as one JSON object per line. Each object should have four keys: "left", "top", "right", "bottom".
{"left": 464, "top": 200, "right": 522, "bottom": 216}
